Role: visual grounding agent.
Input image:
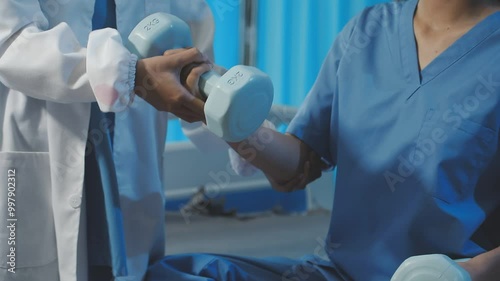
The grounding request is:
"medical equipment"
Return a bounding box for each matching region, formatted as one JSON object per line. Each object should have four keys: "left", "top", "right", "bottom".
{"left": 127, "top": 13, "right": 274, "bottom": 142}
{"left": 391, "top": 254, "right": 472, "bottom": 281}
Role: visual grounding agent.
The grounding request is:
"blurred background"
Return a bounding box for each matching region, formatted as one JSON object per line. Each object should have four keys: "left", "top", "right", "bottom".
{"left": 165, "top": 0, "right": 388, "bottom": 258}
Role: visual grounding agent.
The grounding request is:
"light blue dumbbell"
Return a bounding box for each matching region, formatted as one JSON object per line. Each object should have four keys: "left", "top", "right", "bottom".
{"left": 391, "top": 254, "right": 472, "bottom": 281}
{"left": 127, "top": 13, "right": 274, "bottom": 142}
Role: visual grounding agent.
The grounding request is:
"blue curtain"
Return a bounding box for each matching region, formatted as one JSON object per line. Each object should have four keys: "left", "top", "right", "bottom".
{"left": 256, "top": 0, "right": 389, "bottom": 106}
{"left": 167, "top": 0, "right": 389, "bottom": 142}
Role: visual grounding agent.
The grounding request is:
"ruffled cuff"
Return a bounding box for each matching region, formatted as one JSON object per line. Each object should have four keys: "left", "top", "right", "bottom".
{"left": 87, "top": 28, "right": 137, "bottom": 113}
{"left": 116, "top": 53, "right": 137, "bottom": 112}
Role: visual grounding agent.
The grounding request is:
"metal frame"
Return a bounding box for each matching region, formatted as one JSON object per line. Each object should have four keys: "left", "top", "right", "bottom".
{"left": 239, "top": 0, "right": 258, "bottom": 66}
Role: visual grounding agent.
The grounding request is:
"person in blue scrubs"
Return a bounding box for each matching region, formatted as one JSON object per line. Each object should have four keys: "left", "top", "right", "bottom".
{"left": 147, "top": 0, "right": 500, "bottom": 280}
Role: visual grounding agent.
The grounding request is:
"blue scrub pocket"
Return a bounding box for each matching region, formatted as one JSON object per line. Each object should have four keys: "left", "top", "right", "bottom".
{"left": 416, "top": 112, "right": 497, "bottom": 203}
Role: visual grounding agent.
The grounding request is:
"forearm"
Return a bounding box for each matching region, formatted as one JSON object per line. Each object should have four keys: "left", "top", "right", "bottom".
{"left": 460, "top": 247, "right": 500, "bottom": 281}
{"left": 228, "top": 127, "right": 303, "bottom": 183}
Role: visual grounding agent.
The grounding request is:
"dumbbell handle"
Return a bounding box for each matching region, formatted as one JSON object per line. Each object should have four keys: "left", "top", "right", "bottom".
{"left": 198, "top": 71, "right": 219, "bottom": 99}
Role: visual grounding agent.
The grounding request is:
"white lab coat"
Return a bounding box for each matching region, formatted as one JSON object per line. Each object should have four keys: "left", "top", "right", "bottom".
{"left": 0, "top": 1, "right": 214, "bottom": 281}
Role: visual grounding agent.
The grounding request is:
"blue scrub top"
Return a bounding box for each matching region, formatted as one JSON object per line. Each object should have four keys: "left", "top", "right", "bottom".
{"left": 287, "top": 0, "right": 500, "bottom": 280}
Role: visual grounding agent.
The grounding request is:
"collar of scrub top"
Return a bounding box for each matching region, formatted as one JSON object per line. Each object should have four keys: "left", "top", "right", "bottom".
{"left": 400, "top": 0, "right": 500, "bottom": 89}
{"left": 88, "top": 0, "right": 128, "bottom": 277}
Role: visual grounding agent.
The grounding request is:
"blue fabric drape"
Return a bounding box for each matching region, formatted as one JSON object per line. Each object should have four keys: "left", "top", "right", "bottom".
{"left": 256, "top": 0, "right": 389, "bottom": 106}
{"left": 86, "top": 0, "right": 128, "bottom": 278}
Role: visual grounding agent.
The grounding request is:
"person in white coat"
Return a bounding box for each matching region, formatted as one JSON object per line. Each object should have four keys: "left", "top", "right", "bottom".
{"left": 0, "top": 1, "right": 215, "bottom": 281}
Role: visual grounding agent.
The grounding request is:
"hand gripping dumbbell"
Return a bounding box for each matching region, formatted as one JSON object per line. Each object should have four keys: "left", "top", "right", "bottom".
{"left": 391, "top": 254, "right": 472, "bottom": 281}
{"left": 126, "top": 13, "right": 274, "bottom": 142}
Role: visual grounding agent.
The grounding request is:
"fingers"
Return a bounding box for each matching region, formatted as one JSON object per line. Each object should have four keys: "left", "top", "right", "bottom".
{"left": 269, "top": 163, "right": 309, "bottom": 193}
{"left": 163, "top": 48, "right": 210, "bottom": 68}
{"left": 291, "top": 161, "right": 310, "bottom": 191}
{"left": 307, "top": 151, "right": 323, "bottom": 181}
{"left": 181, "top": 94, "right": 205, "bottom": 117}
{"left": 182, "top": 63, "right": 212, "bottom": 100}
{"left": 163, "top": 48, "right": 208, "bottom": 59}
{"left": 163, "top": 48, "right": 190, "bottom": 56}
{"left": 137, "top": 48, "right": 209, "bottom": 122}
{"left": 166, "top": 91, "right": 205, "bottom": 123}
{"left": 173, "top": 110, "right": 204, "bottom": 123}
{"left": 272, "top": 174, "right": 307, "bottom": 193}
{"left": 181, "top": 101, "right": 205, "bottom": 123}
{"left": 166, "top": 102, "right": 204, "bottom": 123}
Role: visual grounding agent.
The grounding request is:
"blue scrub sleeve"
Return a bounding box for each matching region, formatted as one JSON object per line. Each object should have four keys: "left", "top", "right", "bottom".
{"left": 287, "top": 16, "right": 359, "bottom": 167}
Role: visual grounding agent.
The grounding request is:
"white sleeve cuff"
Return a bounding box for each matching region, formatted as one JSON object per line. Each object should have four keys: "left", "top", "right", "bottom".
{"left": 228, "top": 120, "right": 277, "bottom": 177}
{"left": 180, "top": 120, "right": 229, "bottom": 153}
{"left": 87, "top": 28, "right": 137, "bottom": 113}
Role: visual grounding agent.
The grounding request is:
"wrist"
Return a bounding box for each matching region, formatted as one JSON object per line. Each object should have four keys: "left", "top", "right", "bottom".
{"left": 133, "top": 58, "right": 153, "bottom": 102}
{"left": 134, "top": 59, "right": 145, "bottom": 93}
{"left": 459, "top": 257, "right": 497, "bottom": 281}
